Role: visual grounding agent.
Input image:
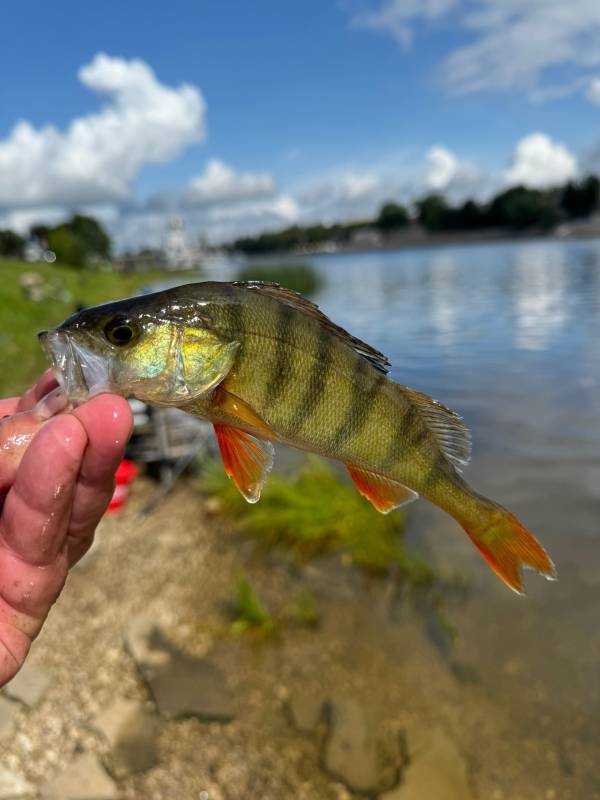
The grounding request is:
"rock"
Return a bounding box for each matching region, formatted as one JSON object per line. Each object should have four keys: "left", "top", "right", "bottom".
{"left": 0, "top": 697, "right": 18, "bottom": 740}
{"left": 94, "top": 698, "right": 160, "bottom": 777}
{"left": 322, "top": 699, "right": 398, "bottom": 795}
{"left": 123, "top": 613, "right": 170, "bottom": 669}
{"left": 287, "top": 687, "right": 326, "bottom": 733}
{"left": 0, "top": 769, "right": 35, "bottom": 799}
{"left": 40, "top": 754, "right": 117, "bottom": 800}
{"left": 4, "top": 663, "right": 51, "bottom": 707}
{"left": 380, "top": 725, "right": 473, "bottom": 800}
{"left": 125, "top": 617, "right": 235, "bottom": 722}
{"left": 147, "top": 647, "right": 236, "bottom": 721}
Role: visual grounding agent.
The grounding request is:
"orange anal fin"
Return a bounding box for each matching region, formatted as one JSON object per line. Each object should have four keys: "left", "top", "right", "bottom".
{"left": 347, "top": 465, "right": 418, "bottom": 514}
{"left": 464, "top": 512, "right": 556, "bottom": 595}
{"left": 213, "top": 386, "right": 276, "bottom": 440}
{"left": 214, "top": 424, "right": 274, "bottom": 503}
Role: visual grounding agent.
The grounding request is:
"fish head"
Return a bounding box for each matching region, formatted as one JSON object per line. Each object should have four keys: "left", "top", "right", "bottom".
{"left": 39, "top": 291, "right": 239, "bottom": 406}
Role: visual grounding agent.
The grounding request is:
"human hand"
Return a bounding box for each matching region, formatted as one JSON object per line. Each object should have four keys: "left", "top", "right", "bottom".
{"left": 0, "top": 372, "right": 133, "bottom": 685}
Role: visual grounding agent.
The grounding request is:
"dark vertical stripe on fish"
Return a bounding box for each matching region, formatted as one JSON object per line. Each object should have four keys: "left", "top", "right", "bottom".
{"left": 264, "top": 301, "right": 295, "bottom": 408}
{"left": 293, "top": 324, "right": 331, "bottom": 434}
{"left": 223, "top": 285, "right": 245, "bottom": 338}
{"left": 381, "top": 402, "right": 421, "bottom": 471}
{"left": 328, "top": 360, "right": 387, "bottom": 453}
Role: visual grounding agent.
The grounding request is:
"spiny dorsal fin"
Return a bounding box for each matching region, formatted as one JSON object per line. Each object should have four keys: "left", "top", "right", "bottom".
{"left": 403, "top": 387, "right": 472, "bottom": 469}
{"left": 236, "top": 281, "right": 390, "bottom": 374}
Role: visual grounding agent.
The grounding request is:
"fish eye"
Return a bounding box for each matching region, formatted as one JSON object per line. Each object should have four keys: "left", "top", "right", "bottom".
{"left": 104, "top": 317, "right": 139, "bottom": 347}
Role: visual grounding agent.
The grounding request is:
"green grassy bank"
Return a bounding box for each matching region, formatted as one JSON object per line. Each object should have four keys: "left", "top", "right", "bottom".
{"left": 0, "top": 258, "right": 171, "bottom": 396}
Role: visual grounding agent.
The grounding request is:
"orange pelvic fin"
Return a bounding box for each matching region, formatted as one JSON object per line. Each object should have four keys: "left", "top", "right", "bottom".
{"left": 347, "top": 465, "right": 419, "bottom": 514}
{"left": 464, "top": 510, "right": 556, "bottom": 594}
{"left": 214, "top": 424, "right": 274, "bottom": 503}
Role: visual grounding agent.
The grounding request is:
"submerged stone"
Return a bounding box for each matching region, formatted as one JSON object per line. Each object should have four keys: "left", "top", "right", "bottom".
{"left": 322, "top": 698, "right": 401, "bottom": 795}
{"left": 380, "top": 725, "right": 473, "bottom": 800}
{"left": 94, "top": 698, "right": 160, "bottom": 777}
{"left": 147, "top": 647, "right": 236, "bottom": 721}
{"left": 287, "top": 687, "right": 326, "bottom": 733}
{"left": 4, "top": 664, "right": 51, "bottom": 707}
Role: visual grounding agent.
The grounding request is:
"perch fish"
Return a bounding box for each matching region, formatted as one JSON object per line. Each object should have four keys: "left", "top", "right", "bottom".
{"left": 39, "top": 281, "right": 555, "bottom": 593}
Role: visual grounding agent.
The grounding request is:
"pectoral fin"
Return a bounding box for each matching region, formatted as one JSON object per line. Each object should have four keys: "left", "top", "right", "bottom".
{"left": 214, "top": 424, "right": 275, "bottom": 503}
{"left": 212, "top": 385, "right": 276, "bottom": 438}
{"left": 347, "top": 465, "right": 418, "bottom": 514}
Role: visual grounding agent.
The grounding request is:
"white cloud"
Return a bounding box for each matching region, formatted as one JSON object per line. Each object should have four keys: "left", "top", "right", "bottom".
{"left": 186, "top": 159, "right": 275, "bottom": 205}
{"left": 424, "top": 145, "right": 489, "bottom": 201}
{"left": 425, "top": 146, "right": 459, "bottom": 190}
{"left": 443, "top": 1, "right": 600, "bottom": 95}
{"left": 149, "top": 159, "right": 276, "bottom": 211}
{"left": 298, "top": 169, "right": 382, "bottom": 220}
{"left": 351, "top": 0, "right": 600, "bottom": 99}
{"left": 505, "top": 133, "right": 577, "bottom": 189}
{"left": 586, "top": 77, "right": 600, "bottom": 105}
{"left": 353, "top": 0, "right": 457, "bottom": 48}
{"left": 0, "top": 53, "right": 205, "bottom": 211}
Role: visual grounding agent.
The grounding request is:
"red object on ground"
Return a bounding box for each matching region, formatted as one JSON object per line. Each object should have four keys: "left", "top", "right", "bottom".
{"left": 107, "top": 459, "right": 139, "bottom": 512}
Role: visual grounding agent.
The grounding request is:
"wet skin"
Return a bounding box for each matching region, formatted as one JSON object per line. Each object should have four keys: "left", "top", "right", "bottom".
{"left": 0, "top": 371, "right": 132, "bottom": 686}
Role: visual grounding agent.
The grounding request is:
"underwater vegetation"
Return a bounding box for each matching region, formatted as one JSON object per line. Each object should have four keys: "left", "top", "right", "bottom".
{"left": 230, "top": 575, "right": 320, "bottom": 635}
{"left": 202, "top": 456, "right": 432, "bottom": 586}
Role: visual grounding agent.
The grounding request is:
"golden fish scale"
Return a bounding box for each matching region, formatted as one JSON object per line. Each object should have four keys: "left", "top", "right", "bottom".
{"left": 208, "top": 289, "right": 439, "bottom": 487}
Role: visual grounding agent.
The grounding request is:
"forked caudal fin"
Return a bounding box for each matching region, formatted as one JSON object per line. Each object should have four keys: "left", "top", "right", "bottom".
{"left": 462, "top": 508, "right": 556, "bottom": 594}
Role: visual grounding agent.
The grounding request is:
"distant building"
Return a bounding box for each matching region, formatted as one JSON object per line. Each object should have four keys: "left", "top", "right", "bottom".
{"left": 164, "top": 217, "right": 201, "bottom": 270}
{"left": 23, "top": 236, "right": 56, "bottom": 264}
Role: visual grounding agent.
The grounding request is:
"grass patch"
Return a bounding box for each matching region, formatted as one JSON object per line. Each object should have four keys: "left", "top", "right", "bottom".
{"left": 0, "top": 258, "right": 186, "bottom": 396}
{"left": 230, "top": 574, "right": 275, "bottom": 634}
{"left": 236, "top": 263, "right": 322, "bottom": 295}
{"left": 229, "top": 575, "right": 320, "bottom": 637}
{"left": 202, "top": 456, "right": 432, "bottom": 585}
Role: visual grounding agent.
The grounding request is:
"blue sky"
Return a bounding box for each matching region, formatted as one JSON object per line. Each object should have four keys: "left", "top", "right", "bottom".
{"left": 1, "top": 0, "right": 600, "bottom": 247}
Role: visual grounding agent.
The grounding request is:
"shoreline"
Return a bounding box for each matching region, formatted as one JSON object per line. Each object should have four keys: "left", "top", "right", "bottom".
{"left": 249, "top": 225, "right": 600, "bottom": 261}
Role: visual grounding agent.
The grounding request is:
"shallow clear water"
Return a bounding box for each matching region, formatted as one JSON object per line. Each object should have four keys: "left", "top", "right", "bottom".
{"left": 310, "top": 239, "right": 600, "bottom": 543}
{"left": 306, "top": 240, "right": 600, "bottom": 795}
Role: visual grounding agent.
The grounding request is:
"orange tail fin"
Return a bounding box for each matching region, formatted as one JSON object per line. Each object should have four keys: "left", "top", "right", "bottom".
{"left": 463, "top": 509, "right": 556, "bottom": 594}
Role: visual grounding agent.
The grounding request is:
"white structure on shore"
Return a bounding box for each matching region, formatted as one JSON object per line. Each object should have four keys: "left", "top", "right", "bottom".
{"left": 164, "top": 217, "right": 195, "bottom": 270}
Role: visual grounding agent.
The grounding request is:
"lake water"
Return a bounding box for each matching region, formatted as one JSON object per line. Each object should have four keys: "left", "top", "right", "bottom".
{"left": 301, "top": 239, "right": 600, "bottom": 797}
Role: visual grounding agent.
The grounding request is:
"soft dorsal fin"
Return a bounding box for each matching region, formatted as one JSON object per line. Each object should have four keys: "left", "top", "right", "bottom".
{"left": 236, "top": 281, "right": 390, "bottom": 374}
{"left": 402, "top": 387, "right": 471, "bottom": 468}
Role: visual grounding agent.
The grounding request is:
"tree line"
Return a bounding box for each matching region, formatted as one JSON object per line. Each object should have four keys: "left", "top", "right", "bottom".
{"left": 0, "top": 214, "right": 111, "bottom": 265}
{"left": 232, "top": 176, "right": 600, "bottom": 255}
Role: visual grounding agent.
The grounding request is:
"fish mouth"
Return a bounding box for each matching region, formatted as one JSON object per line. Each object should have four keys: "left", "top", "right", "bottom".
{"left": 39, "top": 330, "right": 112, "bottom": 404}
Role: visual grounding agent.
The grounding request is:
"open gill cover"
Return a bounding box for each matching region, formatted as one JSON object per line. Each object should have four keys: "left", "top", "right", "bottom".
{"left": 237, "top": 281, "right": 391, "bottom": 374}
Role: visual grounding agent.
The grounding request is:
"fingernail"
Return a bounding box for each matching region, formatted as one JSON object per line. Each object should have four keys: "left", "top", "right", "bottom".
{"left": 34, "top": 387, "right": 69, "bottom": 420}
